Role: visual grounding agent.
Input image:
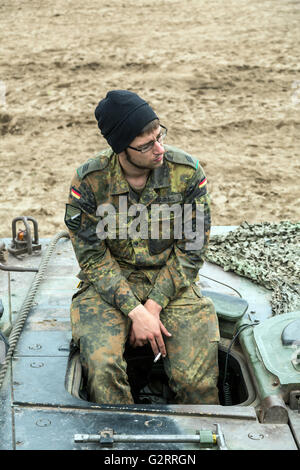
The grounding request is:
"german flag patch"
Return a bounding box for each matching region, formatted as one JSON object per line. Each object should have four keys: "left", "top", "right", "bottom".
{"left": 64, "top": 204, "right": 82, "bottom": 231}
{"left": 198, "top": 177, "right": 207, "bottom": 188}
{"left": 71, "top": 187, "right": 81, "bottom": 200}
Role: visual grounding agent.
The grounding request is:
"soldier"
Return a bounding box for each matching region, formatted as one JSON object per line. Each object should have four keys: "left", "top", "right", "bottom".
{"left": 65, "top": 90, "right": 220, "bottom": 404}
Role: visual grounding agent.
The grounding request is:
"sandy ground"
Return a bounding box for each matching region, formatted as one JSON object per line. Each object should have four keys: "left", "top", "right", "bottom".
{"left": 0, "top": 0, "right": 299, "bottom": 240}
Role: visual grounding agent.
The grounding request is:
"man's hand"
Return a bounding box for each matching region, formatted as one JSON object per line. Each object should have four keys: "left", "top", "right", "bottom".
{"left": 144, "top": 298, "right": 162, "bottom": 317}
{"left": 128, "top": 302, "right": 171, "bottom": 357}
{"left": 144, "top": 299, "right": 172, "bottom": 343}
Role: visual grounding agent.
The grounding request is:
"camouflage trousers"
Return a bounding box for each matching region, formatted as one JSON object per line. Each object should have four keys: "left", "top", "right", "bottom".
{"left": 70, "top": 271, "right": 220, "bottom": 405}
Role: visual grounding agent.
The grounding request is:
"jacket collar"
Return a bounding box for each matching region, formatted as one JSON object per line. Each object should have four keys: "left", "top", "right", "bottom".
{"left": 109, "top": 153, "right": 171, "bottom": 196}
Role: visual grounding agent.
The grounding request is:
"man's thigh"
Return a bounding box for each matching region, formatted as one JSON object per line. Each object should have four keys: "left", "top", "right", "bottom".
{"left": 70, "top": 283, "right": 134, "bottom": 403}
{"left": 70, "top": 283, "right": 131, "bottom": 366}
{"left": 162, "top": 284, "right": 220, "bottom": 403}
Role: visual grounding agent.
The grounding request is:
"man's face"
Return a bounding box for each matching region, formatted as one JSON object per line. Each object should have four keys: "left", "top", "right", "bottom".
{"left": 124, "top": 125, "right": 165, "bottom": 170}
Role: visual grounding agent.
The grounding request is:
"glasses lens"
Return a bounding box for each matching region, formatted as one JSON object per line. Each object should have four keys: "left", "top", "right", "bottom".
{"left": 140, "top": 143, "right": 153, "bottom": 153}
{"left": 160, "top": 126, "right": 167, "bottom": 139}
{"left": 140, "top": 126, "right": 167, "bottom": 153}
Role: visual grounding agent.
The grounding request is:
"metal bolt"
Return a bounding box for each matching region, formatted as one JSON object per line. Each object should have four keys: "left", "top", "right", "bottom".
{"left": 144, "top": 419, "right": 162, "bottom": 428}
{"left": 248, "top": 433, "right": 264, "bottom": 440}
{"left": 30, "top": 362, "right": 44, "bottom": 368}
{"left": 36, "top": 419, "right": 51, "bottom": 427}
{"left": 28, "top": 344, "right": 42, "bottom": 350}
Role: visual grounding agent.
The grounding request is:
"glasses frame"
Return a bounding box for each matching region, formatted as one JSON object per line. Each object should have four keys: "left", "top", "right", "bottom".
{"left": 127, "top": 124, "right": 168, "bottom": 153}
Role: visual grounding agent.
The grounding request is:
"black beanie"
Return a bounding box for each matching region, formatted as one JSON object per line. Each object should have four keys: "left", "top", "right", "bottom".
{"left": 94, "top": 90, "right": 158, "bottom": 153}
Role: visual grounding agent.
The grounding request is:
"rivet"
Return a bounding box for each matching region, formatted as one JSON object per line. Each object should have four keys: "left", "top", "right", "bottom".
{"left": 248, "top": 432, "right": 264, "bottom": 440}
{"left": 28, "top": 344, "right": 42, "bottom": 350}
{"left": 30, "top": 362, "right": 44, "bottom": 368}
{"left": 145, "top": 419, "right": 162, "bottom": 428}
{"left": 36, "top": 419, "right": 51, "bottom": 427}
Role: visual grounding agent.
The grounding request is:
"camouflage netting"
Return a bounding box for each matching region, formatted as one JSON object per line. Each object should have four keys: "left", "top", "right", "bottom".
{"left": 206, "top": 221, "right": 300, "bottom": 315}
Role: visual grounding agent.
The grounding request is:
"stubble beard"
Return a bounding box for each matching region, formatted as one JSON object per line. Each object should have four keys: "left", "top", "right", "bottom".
{"left": 124, "top": 149, "right": 163, "bottom": 170}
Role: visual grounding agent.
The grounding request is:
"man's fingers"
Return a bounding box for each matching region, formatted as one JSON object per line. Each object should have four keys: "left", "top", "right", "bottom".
{"left": 129, "top": 305, "right": 170, "bottom": 356}
{"left": 150, "top": 332, "right": 166, "bottom": 358}
{"left": 149, "top": 337, "right": 159, "bottom": 357}
{"left": 159, "top": 321, "right": 172, "bottom": 338}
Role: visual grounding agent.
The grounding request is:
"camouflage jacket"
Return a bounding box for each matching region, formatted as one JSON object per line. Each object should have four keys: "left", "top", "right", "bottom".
{"left": 65, "top": 145, "right": 211, "bottom": 316}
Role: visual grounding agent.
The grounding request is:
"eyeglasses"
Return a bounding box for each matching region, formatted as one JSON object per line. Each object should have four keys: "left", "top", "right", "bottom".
{"left": 127, "top": 125, "right": 167, "bottom": 153}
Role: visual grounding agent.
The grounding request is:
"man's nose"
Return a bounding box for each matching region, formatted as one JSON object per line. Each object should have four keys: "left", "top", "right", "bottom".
{"left": 153, "top": 140, "right": 164, "bottom": 153}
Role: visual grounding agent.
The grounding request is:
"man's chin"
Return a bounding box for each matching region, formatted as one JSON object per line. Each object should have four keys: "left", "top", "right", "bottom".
{"left": 152, "top": 155, "right": 164, "bottom": 166}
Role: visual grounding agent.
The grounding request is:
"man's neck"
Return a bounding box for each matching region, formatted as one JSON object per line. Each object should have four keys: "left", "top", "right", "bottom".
{"left": 118, "top": 153, "right": 150, "bottom": 180}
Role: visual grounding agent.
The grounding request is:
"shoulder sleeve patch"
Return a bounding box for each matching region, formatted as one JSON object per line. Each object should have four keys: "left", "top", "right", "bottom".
{"left": 76, "top": 155, "right": 109, "bottom": 180}
{"left": 64, "top": 204, "right": 82, "bottom": 231}
{"left": 164, "top": 146, "right": 199, "bottom": 170}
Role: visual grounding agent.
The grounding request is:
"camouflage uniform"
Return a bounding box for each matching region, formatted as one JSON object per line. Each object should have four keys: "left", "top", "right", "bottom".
{"left": 65, "top": 144, "right": 220, "bottom": 404}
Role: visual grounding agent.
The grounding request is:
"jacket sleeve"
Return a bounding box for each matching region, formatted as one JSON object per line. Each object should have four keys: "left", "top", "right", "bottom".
{"left": 147, "top": 166, "right": 211, "bottom": 308}
{"left": 65, "top": 173, "right": 141, "bottom": 316}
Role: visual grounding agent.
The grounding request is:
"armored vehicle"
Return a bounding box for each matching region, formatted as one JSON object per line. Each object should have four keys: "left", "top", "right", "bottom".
{"left": 0, "top": 217, "right": 299, "bottom": 451}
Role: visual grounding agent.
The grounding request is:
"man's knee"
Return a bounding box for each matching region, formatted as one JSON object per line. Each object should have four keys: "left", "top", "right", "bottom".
{"left": 167, "top": 355, "right": 219, "bottom": 404}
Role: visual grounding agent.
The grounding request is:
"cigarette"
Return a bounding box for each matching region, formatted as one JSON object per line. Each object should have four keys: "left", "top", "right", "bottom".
{"left": 153, "top": 352, "right": 162, "bottom": 363}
